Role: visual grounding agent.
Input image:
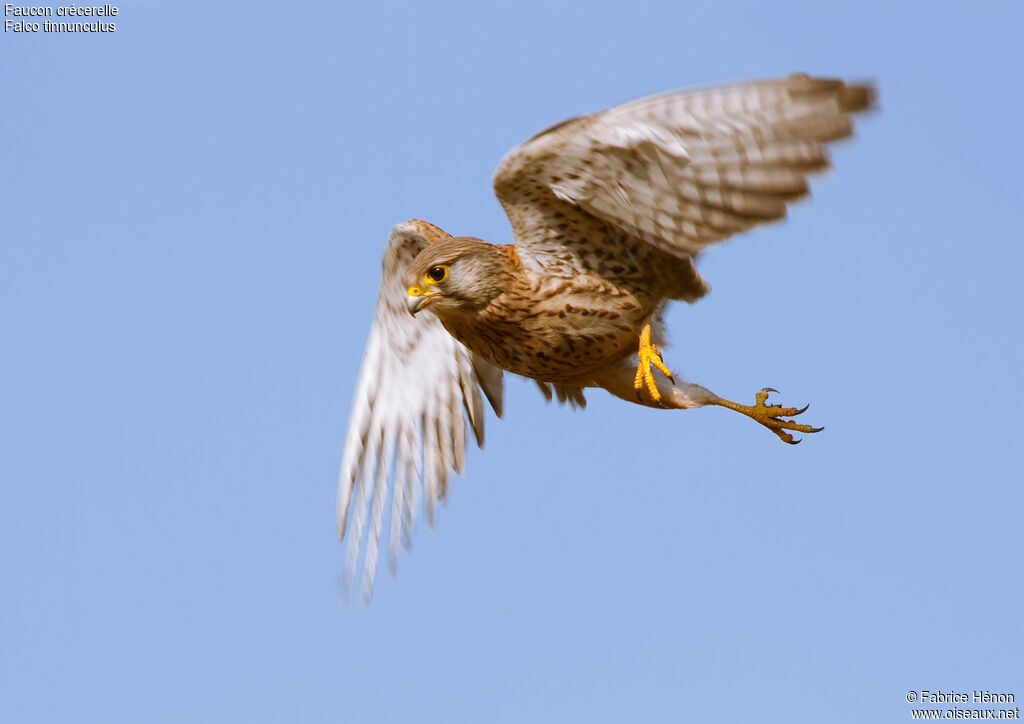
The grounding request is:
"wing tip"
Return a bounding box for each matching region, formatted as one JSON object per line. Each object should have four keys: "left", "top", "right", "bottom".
{"left": 786, "top": 73, "right": 878, "bottom": 114}
{"left": 839, "top": 81, "right": 878, "bottom": 114}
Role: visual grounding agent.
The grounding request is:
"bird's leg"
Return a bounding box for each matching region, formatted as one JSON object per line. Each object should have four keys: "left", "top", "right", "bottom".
{"left": 597, "top": 353, "right": 823, "bottom": 445}
{"left": 633, "top": 321, "right": 673, "bottom": 405}
{"left": 708, "top": 388, "right": 823, "bottom": 445}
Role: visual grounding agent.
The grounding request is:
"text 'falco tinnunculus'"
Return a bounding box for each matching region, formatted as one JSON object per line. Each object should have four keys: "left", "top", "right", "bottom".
{"left": 338, "top": 74, "right": 875, "bottom": 597}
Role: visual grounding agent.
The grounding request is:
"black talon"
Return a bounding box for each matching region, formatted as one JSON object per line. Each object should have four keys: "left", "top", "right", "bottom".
{"left": 763, "top": 387, "right": 778, "bottom": 395}
{"left": 794, "top": 404, "right": 809, "bottom": 415}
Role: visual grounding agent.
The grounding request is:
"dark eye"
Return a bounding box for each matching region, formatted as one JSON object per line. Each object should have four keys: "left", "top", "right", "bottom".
{"left": 426, "top": 266, "right": 448, "bottom": 283}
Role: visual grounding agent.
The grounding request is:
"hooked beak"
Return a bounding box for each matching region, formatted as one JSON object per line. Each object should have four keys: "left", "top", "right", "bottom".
{"left": 406, "top": 287, "right": 437, "bottom": 316}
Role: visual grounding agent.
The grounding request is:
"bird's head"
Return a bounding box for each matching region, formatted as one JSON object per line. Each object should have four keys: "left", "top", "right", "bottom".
{"left": 405, "top": 237, "right": 514, "bottom": 318}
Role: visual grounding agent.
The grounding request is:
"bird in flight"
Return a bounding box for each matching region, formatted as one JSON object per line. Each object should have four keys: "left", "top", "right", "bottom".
{"left": 338, "top": 74, "right": 874, "bottom": 597}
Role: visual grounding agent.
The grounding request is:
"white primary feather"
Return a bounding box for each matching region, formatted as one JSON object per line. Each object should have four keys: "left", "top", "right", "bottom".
{"left": 337, "top": 221, "right": 503, "bottom": 600}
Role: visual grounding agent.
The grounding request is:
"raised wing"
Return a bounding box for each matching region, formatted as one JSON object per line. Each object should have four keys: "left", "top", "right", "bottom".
{"left": 493, "top": 74, "right": 875, "bottom": 258}
{"left": 337, "top": 220, "right": 503, "bottom": 599}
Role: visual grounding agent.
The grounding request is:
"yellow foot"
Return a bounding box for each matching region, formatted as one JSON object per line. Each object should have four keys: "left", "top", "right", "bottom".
{"left": 633, "top": 322, "right": 674, "bottom": 405}
{"left": 713, "top": 387, "right": 823, "bottom": 445}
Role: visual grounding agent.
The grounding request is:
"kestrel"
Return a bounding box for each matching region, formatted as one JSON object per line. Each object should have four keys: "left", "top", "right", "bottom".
{"left": 339, "top": 74, "right": 874, "bottom": 596}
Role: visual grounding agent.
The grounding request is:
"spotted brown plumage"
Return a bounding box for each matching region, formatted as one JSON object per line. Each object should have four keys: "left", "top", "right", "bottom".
{"left": 339, "top": 74, "right": 875, "bottom": 598}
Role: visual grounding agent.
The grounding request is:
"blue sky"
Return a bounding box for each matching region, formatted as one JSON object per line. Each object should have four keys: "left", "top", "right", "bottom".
{"left": 2, "top": 1, "right": 1022, "bottom": 722}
